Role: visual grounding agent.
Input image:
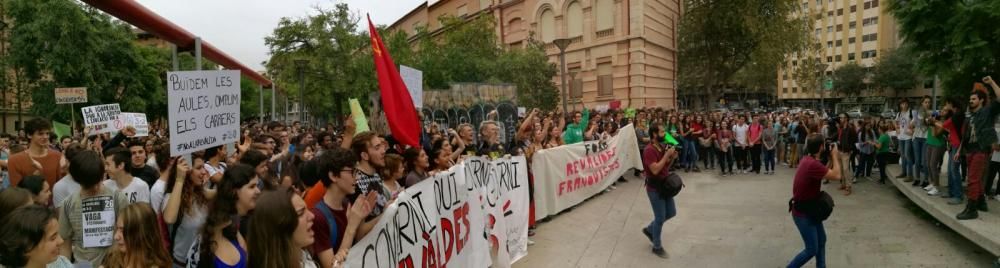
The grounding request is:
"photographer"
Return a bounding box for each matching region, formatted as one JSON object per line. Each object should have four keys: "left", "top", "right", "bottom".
{"left": 787, "top": 134, "right": 841, "bottom": 268}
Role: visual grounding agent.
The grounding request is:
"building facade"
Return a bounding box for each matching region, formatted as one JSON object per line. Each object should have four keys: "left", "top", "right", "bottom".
{"left": 777, "top": 0, "right": 932, "bottom": 111}
{"left": 389, "top": 0, "right": 682, "bottom": 110}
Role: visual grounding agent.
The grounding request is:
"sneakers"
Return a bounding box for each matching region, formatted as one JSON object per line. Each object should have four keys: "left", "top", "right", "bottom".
{"left": 948, "top": 198, "right": 964, "bottom": 205}
{"left": 923, "top": 184, "right": 934, "bottom": 191}
{"left": 641, "top": 227, "right": 654, "bottom": 244}
{"left": 927, "top": 187, "right": 940, "bottom": 196}
{"left": 527, "top": 239, "right": 535, "bottom": 246}
{"left": 652, "top": 247, "right": 669, "bottom": 259}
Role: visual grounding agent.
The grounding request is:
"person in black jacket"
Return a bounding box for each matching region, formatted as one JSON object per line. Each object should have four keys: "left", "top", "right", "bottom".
{"left": 836, "top": 113, "right": 858, "bottom": 195}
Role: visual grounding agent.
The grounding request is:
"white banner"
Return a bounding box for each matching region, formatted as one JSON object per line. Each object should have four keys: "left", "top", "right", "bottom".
{"left": 346, "top": 156, "right": 529, "bottom": 268}
{"left": 55, "top": 87, "right": 87, "bottom": 104}
{"left": 399, "top": 65, "right": 423, "bottom": 108}
{"left": 81, "top": 104, "right": 121, "bottom": 135}
{"left": 166, "top": 70, "right": 240, "bottom": 156}
{"left": 531, "top": 124, "right": 644, "bottom": 220}
{"left": 114, "top": 113, "right": 149, "bottom": 137}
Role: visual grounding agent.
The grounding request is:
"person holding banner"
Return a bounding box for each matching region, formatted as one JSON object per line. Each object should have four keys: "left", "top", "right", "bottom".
{"left": 641, "top": 125, "right": 679, "bottom": 259}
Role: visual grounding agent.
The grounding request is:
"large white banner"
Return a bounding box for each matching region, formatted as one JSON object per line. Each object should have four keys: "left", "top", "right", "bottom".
{"left": 346, "top": 156, "right": 529, "bottom": 268}
{"left": 166, "top": 70, "right": 240, "bottom": 156}
{"left": 531, "top": 124, "right": 644, "bottom": 220}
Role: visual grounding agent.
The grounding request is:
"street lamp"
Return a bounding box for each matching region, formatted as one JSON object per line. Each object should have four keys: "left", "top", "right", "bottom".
{"left": 295, "top": 59, "right": 308, "bottom": 124}
{"left": 553, "top": 38, "right": 573, "bottom": 114}
{"left": 818, "top": 63, "right": 829, "bottom": 115}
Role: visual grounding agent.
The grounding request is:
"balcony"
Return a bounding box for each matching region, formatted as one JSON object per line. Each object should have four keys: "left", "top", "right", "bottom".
{"left": 596, "top": 28, "right": 614, "bottom": 39}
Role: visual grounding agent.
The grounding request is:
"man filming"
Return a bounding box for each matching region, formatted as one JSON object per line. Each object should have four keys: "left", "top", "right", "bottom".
{"left": 787, "top": 133, "right": 842, "bottom": 268}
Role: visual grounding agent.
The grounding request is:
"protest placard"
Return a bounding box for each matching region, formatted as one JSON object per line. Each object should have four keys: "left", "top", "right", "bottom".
{"left": 81, "top": 104, "right": 121, "bottom": 135}
{"left": 400, "top": 65, "right": 423, "bottom": 108}
{"left": 115, "top": 113, "right": 149, "bottom": 137}
{"left": 55, "top": 87, "right": 87, "bottom": 104}
{"left": 166, "top": 70, "right": 240, "bottom": 156}
{"left": 531, "top": 124, "right": 644, "bottom": 220}
{"left": 345, "top": 156, "right": 529, "bottom": 268}
{"left": 349, "top": 98, "right": 371, "bottom": 133}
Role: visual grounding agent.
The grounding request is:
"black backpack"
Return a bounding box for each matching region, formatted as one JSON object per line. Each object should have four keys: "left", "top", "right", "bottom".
{"left": 649, "top": 172, "right": 684, "bottom": 199}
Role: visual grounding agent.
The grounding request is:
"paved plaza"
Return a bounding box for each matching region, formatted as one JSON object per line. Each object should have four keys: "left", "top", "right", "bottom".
{"left": 515, "top": 165, "right": 997, "bottom": 267}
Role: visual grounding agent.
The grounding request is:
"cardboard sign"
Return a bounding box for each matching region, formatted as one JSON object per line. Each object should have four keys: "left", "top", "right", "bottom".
{"left": 115, "top": 113, "right": 149, "bottom": 137}
{"left": 349, "top": 98, "right": 371, "bottom": 133}
{"left": 400, "top": 65, "right": 423, "bottom": 108}
{"left": 81, "top": 104, "right": 121, "bottom": 135}
{"left": 167, "top": 70, "right": 240, "bottom": 156}
{"left": 55, "top": 87, "right": 87, "bottom": 104}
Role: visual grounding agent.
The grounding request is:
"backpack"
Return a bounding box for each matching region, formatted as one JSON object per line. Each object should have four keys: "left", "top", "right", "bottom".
{"left": 315, "top": 201, "right": 341, "bottom": 250}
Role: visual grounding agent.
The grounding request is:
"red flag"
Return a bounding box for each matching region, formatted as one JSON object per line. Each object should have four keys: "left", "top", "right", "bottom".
{"left": 368, "top": 15, "right": 420, "bottom": 148}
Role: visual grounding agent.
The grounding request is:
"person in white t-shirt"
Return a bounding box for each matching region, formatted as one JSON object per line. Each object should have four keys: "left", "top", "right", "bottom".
{"left": 52, "top": 143, "right": 87, "bottom": 209}
{"left": 895, "top": 99, "right": 916, "bottom": 181}
{"left": 148, "top": 143, "right": 172, "bottom": 214}
{"left": 102, "top": 147, "right": 150, "bottom": 204}
{"left": 202, "top": 146, "right": 227, "bottom": 189}
{"left": 732, "top": 116, "right": 750, "bottom": 173}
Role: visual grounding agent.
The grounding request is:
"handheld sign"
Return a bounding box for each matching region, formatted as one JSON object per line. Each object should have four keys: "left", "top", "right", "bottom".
{"left": 167, "top": 70, "right": 240, "bottom": 156}
{"left": 55, "top": 87, "right": 87, "bottom": 104}
{"left": 116, "top": 113, "right": 149, "bottom": 137}
{"left": 348, "top": 98, "right": 371, "bottom": 133}
{"left": 81, "top": 104, "right": 121, "bottom": 135}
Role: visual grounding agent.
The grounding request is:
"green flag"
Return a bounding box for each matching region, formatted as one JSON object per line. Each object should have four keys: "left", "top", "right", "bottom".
{"left": 348, "top": 98, "right": 371, "bottom": 133}
{"left": 625, "top": 108, "right": 636, "bottom": 118}
{"left": 663, "top": 131, "right": 679, "bottom": 145}
{"left": 53, "top": 121, "right": 71, "bottom": 139}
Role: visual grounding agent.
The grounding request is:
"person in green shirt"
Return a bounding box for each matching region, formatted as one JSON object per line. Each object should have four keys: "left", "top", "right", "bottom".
{"left": 562, "top": 109, "right": 590, "bottom": 144}
{"left": 875, "top": 124, "right": 892, "bottom": 184}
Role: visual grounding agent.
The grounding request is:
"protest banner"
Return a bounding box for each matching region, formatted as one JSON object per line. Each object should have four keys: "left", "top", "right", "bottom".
{"left": 400, "top": 65, "right": 423, "bottom": 108}
{"left": 55, "top": 87, "right": 87, "bottom": 104}
{"left": 114, "top": 113, "right": 149, "bottom": 137}
{"left": 166, "top": 70, "right": 240, "bottom": 156}
{"left": 345, "top": 156, "right": 529, "bottom": 268}
{"left": 81, "top": 104, "right": 121, "bottom": 135}
{"left": 531, "top": 124, "right": 644, "bottom": 220}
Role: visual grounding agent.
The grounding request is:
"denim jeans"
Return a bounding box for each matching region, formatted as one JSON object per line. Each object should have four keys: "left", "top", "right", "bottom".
{"left": 645, "top": 190, "right": 677, "bottom": 250}
{"left": 788, "top": 214, "right": 826, "bottom": 268}
{"left": 684, "top": 139, "right": 699, "bottom": 168}
{"left": 913, "top": 138, "right": 927, "bottom": 182}
{"left": 899, "top": 139, "right": 914, "bottom": 177}
{"left": 948, "top": 146, "right": 963, "bottom": 199}
{"left": 764, "top": 149, "right": 776, "bottom": 172}
{"left": 718, "top": 148, "right": 734, "bottom": 173}
{"left": 856, "top": 153, "right": 874, "bottom": 178}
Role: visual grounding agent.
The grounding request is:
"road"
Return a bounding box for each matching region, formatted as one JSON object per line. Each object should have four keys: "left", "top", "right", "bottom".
{"left": 514, "top": 165, "right": 996, "bottom": 267}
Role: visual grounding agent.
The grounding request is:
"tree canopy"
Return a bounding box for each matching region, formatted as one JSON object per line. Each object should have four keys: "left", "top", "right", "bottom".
{"left": 831, "top": 62, "right": 866, "bottom": 96}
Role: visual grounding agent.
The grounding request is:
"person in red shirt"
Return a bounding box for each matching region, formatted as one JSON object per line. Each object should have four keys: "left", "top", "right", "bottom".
{"left": 748, "top": 115, "right": 764, "bottom": 174}
{"left": 787, "top": 134, "right": 842, "bottom": 268}
{"left": 640, "top": 125, "right": 678, "bottom": 259}
{"left": 8, "top": 118, "right": 62, "bottom": 191}
{"left": 938, "top": 98, "right": 966, "bottom": 205}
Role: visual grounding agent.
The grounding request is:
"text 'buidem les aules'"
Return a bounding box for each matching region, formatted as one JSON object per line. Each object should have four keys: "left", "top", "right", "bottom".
{"left": 168, "top": 74, "right": 233, "bottom": 91}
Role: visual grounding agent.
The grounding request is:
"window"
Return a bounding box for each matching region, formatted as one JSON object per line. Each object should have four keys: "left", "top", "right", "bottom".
{"left": 862, "top": 33, "right": 878, "bottom": 42}
{"left": 571, "top": 78, "right": 583, "bottom": 98}
{"left": 827, "top": 26, "right": 833, "bottom": 32}
{"left": 837, "top": 9, "right": 843, "bottom": 16}
{"left": 827, "top": 41, "right": 833, "bottom": 48}
{"left": 864, "top": 2, "right": 871, "bottom": 9}
{"left": 835, "top": 55, "right": 842, "bottom": 62}
{"left": 457, "top": 4, "right": 468, "bottom": 17}
{"left": 827, "top": 11, "right": 833, "bottom": 16}
{"left": 783, "top": 87, "right": 789, "bottom": 93}
{"left": 835, "top": 40, "right": 842, "bottom": 46}
{"left": 539, "top": 8, "right": 556, "bottom": 42}
{"left": 849, "top": 21, "right": 856, "bottom": 29}
{"left": 836, "top": 25, "right": 843, "bottom": 31}
{"left": 827, "top": 56, "right": 833, "bottom": 63}
{"left": 862, "top": 17, "right": 879, "bottom": 26}
{"left": 597, "top": 63, "right": 613, "bottom": 96}
{"left": 873, "top": 0, "right": 879, "bottom": 8}
{"left": 815, "top": 28, "right": 822, "bottom": 35}
{"left": 480, "top": 0, "right": 491, "bottom": 10}
{"left": 815, "top": 0, "right": 821, "bottom": 6}
{"left": 566, "top": 2, "right": 583, "bottom": 37}
{"left": 850, "top": 5, "right": 857, "bottom": 12}
{"left": 861, "top": 50, "right": 877, "bottom": 59}
{"left": 793, "top": 87, "right": 798, "bottom": 93}
{"left": 595, "top": 0, "right": 614, "bottom": 30}
{"left": 792, "top": 60, "right": 798, "bottom": 66}
{"left": 848, "top": 53, "right": 855, "bottom": 61}
{"left": 849, "top": 37, "right": 856, "bottom": 44}
{"left": 783, "top": 74, "right": 789, "bottom": 80}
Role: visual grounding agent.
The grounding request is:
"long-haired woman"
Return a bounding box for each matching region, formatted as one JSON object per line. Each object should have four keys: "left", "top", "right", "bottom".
{"left": 104, "top": 203, "right": 171, "bottom": 268}
{"left": 164, "top": 156, "right": 213, "bottom": 268}
{"left": 0, "top": 205, "right": 72, "bottom": 268}
{"left": 379, "top": 154, "right": 405, "bottom": 199}
{"left": 247, "top": 188, "right": 317, "bottom": 268}
{"left": 429, "top": 139, "right": 453, "bottom": 173}
{"left": 403, "top": 148, "right": 430, "bottom": 187}
{"left": 188, "top": 164, "right": 260, "bottom": 268}
{"left": 716, "top": 120, "right": 735, "bottom": 176}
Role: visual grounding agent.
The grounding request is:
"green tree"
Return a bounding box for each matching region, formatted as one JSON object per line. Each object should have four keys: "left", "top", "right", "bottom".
{"left": 832, "top": 62, "right": 866, "bottom": 96}
{"left": 887, "top": 0, "right": 999, "bottom": 97}
{"left": 678, "top": 0, "right": 808, "bottom": 100}
{"left": 495, "top": 41, "right": 559, "bottom": 110}
{"left": 872, "top": 47, "right": 919, "bottom": 97}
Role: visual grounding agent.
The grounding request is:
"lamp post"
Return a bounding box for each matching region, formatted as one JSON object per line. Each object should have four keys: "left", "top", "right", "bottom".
{"left": 553, "top": 38, "right": 573, "bottom": 114}
{"left": 295, "top": 59, "right": 308, "bottom": 124}
{"left": 819, "top": 63, "right": 829, "bottom": 115}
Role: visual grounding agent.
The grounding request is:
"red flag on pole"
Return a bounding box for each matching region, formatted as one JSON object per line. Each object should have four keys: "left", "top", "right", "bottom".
{"left": 367, "top": 15, "right": 420, "bottom": 148}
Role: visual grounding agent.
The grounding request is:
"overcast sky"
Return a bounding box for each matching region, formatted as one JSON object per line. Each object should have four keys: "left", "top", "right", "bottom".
{"left": 134, "top": 0, "right": 424, "bottom": 71}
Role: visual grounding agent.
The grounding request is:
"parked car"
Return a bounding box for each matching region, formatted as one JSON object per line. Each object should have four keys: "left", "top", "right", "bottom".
{"left": 847, "top": 108, "right": 864, "bottom": 118}
{"left": 881, "top": 109, "right": 896, "bottom": 119}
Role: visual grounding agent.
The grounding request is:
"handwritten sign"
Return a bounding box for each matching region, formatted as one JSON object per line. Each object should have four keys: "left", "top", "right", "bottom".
{"left": 81, "top": 104, "right": 121, "bottom": 135}
{"left": 167, "top": 70, "right": 240, "bottom": 156}
{"left": 55, "top": 87, "right": 87, "bottom": 104}
{"left": 400, "top": 65, "right": 423, "bottom": 108}
{"left": 115, "top": 113, "right": 149, "bottom": 137}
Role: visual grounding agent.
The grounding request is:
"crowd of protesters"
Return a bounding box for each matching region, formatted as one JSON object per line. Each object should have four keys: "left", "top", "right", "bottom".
{"left": 1, "top": 76, "right": 1000, "bottom": 266}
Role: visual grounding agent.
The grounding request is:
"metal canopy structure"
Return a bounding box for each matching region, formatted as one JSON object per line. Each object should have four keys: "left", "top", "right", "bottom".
{"left": 81, "top": 0, "right": 273, "bottom": 88}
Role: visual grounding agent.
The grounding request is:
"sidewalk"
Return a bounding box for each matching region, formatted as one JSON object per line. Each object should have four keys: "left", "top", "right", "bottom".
{"left": 514, "top": 166, "right": 996, "bottom": 267}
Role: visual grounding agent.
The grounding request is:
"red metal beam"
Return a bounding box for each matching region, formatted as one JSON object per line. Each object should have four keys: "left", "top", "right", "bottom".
{"left": 81, "top": 0, "right": 273, "bottom": 88}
